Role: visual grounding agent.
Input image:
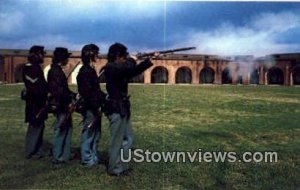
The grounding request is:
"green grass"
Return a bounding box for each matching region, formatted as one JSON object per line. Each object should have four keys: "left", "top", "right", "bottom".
{"left": 0, "top": 84, "right": 299, "bottom": 189}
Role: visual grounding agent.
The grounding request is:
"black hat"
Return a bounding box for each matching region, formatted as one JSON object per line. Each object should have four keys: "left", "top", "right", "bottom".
{"left": 89, "top": 44, "right": 99, "bottom": 52}
{"left": 81, "top": 44, "right": 99, "bottom": 58}
{"left": 108, "top": 43, "right": 128, "bottom": 56}
{"left": 29, "top": 45, "right": 45, "bottom": 55}
{"left": 53, "top": 47, "right": 72, "bottom": 61}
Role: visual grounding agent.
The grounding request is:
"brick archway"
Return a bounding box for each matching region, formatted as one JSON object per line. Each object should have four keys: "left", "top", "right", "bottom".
{"left": 250, "top": 69, "right": 259, "bottom": 84}
{"left": 151, "top": 66, "right": 169, "bottom": 83}
{"left": 222, "top": 67, "right": 232, "bottom": 84}
{"left": 267, "top": 67, "right": 284, "bottom": 85}
{"left": 292, "top": 65, "right": 300, "bottom": 85}
{"left": 200, "top": 67, "right": 215, "bottom": 84}
{"left": 14, "top": 63, "right": 25, "bottom": 83}
{"left": 130, "top": 73, "right": 144, "bottom": 83}
{"left": 175, "top": 66, "right": 192, "bottom": 83}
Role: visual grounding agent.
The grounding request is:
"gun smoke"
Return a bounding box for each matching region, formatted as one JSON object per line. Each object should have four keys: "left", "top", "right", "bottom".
{"left": 172, "top": 11, "right": 300, "bottom": 79}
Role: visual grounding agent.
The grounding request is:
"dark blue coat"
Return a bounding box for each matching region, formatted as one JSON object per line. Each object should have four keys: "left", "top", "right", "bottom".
{"left": 76, "top": 64, "right": 106, "bottom": 115}
{"left": 47, "top": 63, "right": 74, "bottom": 113}
{"left": 22, "top": 63, "right": 48, "bottom": 124}
{"left": 104, "top": 58, "right": 153, "bottom": 116}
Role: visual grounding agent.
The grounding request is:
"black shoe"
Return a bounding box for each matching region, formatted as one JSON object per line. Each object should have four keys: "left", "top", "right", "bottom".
{"left": 81, "top": 161, "right": 97, "bottom": 167}
{"left": 26, "top": 153, "right": 44, "bottom": 160}
{"left": 122, "top": 168, "right": 133, "bottom": 176}
{"left": 108, "top": 168, "right": 133, "bottom": 177}
{"left": 69, "top": 153, "right": 78, "bottom": 161}
{"left": 108, "top": 172, "right": 123, "bottom": 177}
{"left": 35, "top": 154, "right": 44, "bottom": 159}
{"left": 52, "top": 159, "right": 65, "bottom": 165}
{"left": 25, "top": 154, "right": 32, "bottom": 159}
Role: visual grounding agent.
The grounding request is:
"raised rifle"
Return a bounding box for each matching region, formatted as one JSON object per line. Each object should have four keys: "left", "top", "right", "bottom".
{"left": 136, "top": 47, "right": 196, "bottom": 59}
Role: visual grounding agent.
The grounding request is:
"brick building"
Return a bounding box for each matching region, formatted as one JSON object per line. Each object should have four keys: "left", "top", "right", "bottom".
{"left": 0, "top": 49, "right": 300, "bottom": 85}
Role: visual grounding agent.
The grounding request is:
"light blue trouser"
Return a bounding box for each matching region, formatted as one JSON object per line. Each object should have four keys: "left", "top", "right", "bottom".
{"left": 81, "top": 110, "right": 101, "bottom": 165}
{"left": 25, "top": 122, "right": 45, "bottom": 158}
{"left": 52, "top": 112, "right": 73, "bottom": 162}
{"left": 108, "top": 113, "right": 133, "bottom": 174}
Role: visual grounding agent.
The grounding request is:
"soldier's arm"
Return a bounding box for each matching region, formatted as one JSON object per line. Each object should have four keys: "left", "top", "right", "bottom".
{"left": 77, "top": 70, "right": 92, "bottom": 99}
{"left": 120, "top": 58, "right": 153, "bottom": 79}
{"left": 23, "top": 65, "right": 47, "bottom": 97}
{"left": 48, "top": 68, "right": 64, "bottom": 101}
{"left": 77, "top": 70, "right": 100, "bottom": 111}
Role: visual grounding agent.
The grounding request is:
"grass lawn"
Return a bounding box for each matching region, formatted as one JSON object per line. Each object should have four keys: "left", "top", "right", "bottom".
{"left": 0, "top": 84, "right": 299, "bottom": 189}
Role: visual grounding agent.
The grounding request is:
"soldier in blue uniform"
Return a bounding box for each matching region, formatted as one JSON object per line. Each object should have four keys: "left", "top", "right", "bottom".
{"left": 104, "top": 43, "right": 155, "bottom": 175}
{"left": 47, "top": 47, "right": 75, "bottom": 164}
{"left": 22, "top": 45, "right": 48, "bottom": 159}
{"left": 76, "top": 44, "right": 106, "bottom": 166}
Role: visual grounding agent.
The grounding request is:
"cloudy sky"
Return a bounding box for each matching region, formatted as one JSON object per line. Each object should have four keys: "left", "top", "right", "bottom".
{"left": 1, "top": 0, "right": 300, "bottom": 57}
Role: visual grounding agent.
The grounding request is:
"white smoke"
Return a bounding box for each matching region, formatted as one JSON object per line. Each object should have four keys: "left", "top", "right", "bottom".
{"left": 174, "top": 11, "right": 300, "bottom": 57}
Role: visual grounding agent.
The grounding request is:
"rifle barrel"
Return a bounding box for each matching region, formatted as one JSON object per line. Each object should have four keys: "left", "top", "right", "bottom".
{"left": 138, "top": 47, "right": 196, "bottom": 58}
{"left": 158, "top": 47, "right": 196, "bottom": 54}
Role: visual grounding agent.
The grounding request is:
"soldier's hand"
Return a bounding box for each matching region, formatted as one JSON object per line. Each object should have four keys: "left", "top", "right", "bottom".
{"left": 129, "top": 55, "right": 138, "bottom": 61}
{"left": 149, "top": 52, "right": 160, "bottom": 61}
{"left": 68, "top": 104, "right": 75, "bottom": 113}
{"left": 76, "top": 93, "right": 81, "bottom": 100}
{"left": 153, "top": 52, "right": 160, "bottom": 58}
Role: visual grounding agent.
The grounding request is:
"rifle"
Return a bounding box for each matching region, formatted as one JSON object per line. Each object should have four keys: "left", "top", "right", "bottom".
{"left": 97, "top": 67, "right": 106, "bottom": 83}
{"left": 66, "top": 61, "right": 81, "bottom": 79}
{"left": 68, "top": 64, "right": 105, "bottom": 128}
{"left": 61, "top": 94, "right": 82, "bottom": 128}
{"left": 35, "top": 103, "right": 49, "bottom": 121}
{"left": 136, "top": 47, "right": 196, "bottom": 59}
{"left": 35, "top": 61, "right": 81, "bottom": 120}
{"left": 87, "top": 109, "right": 102, "bottom": 129}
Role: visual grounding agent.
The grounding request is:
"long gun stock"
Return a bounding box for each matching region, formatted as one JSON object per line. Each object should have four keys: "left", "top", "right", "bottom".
{"left": 36, "top": 61, "right": 81, "bottom": 121}
{"left": 66, "top": 61, "right": 81, "bottom": 79}
{"left": 35, "top": 104, "right": 49, "bottom": 121}
{"left": 136, "top": 47, "right": 196, "bottom": 59}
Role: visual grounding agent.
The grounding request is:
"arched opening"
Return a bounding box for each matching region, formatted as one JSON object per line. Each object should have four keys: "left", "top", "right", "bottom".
{"left": 14, "top": 64, "right": 25, "bottom": 83}
{"left": 200, "top": 67, "right": 215, "bottom": 84}
{"left": 176, "top": 67, "right": 192, "bottom": 83}
{"left": 71, "top": 63, "right": 83, "bottom": 84}
{"left": 0, "top": 56, "right": 4, "bottom": 83}
{"left": 267, "top": 67, "right": 284, "bottom": 85}
{"left": 151, "top": 66, "right": 168, "bottom": 83}
{"left": 237, "top": 75, "right": 243, "bottom": 84}
{"left": 129, "top": 73, "right": 144, "bottom": 83}
{"left": 292, "top": 66, "right": 300, "bottom": 85}
{"left": 250, "top": 69, "right": 259, "bottom": 84}
{"left": 43, "top": 65, "right": 51, "bottom": 82}
{"left": 222, "top": 67, "right": 232, "bottom": 84}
